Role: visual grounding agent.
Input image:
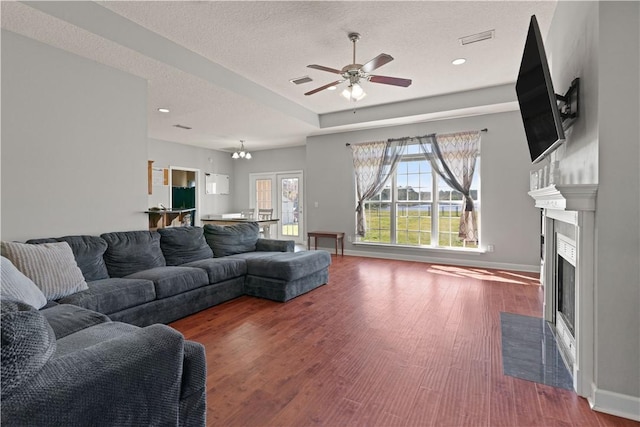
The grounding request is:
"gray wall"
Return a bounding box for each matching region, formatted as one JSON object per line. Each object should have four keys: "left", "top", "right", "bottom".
{"left": 306, "top": 111, "right": 541, "bottom": 271}
{"left": 594, "top": 1, "right": 640, "bottom": 403}
{"left": 147, "top": 138, "right": 235, "bottom": 221}
{"left": 231, "top": 145, "right": 306, "bottom": 211}
{"left": 1, "top": 30, "right": 148, "bottom": 242}
{"left": 548, "top": 0, "right": 640, "bottom": 407}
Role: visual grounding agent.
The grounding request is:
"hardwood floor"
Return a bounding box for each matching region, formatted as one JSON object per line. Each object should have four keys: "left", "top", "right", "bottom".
{"left": 170, "top": 256, "right": 637, "bottom": 427}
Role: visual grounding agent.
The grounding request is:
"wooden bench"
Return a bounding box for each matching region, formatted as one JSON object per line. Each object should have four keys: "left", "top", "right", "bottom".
{"left": 307, "top": 231, "right": 345, "bottom": 256}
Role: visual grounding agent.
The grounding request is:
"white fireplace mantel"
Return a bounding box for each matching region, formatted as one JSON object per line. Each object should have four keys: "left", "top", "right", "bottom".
{"left": 528, "top": 184, "right": 598, "bottom": 211}
{"left": 528, "top": 183, "right": 598, "bottom": 401}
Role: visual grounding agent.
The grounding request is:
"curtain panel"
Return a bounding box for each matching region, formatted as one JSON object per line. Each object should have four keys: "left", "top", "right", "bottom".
{"left": 351, "top": 140, "right": 407, "bottom": 236}
{"left": 417, "top": 131, "right": 481, "bottom": 242}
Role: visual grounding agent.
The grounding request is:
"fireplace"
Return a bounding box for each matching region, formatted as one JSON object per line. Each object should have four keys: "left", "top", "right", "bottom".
{"left": 528, "top": 184, "right": 597, "bottom": 397}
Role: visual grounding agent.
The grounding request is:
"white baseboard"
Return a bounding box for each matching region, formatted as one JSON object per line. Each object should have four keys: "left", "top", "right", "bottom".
{"left": 342, "top": 248, "right": 540, "bottom": 273}
{"left": 588, "top": 386, "right": 640, "bottom": 422}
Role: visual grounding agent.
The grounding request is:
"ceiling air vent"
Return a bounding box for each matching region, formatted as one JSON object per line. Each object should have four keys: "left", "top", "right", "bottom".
{"left": 459, "top": 30, "right": 495, "bottom": 45}
{"left": 173, "top": 124, "right": 192, "bottom": 130}
{"left": 289, "top": 76, "right": 313, "bottom": 85}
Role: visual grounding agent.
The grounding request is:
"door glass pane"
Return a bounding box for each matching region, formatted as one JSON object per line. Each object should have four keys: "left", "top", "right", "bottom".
{"left": 256, "top": 179, "right": 272, "bottom": 209}
{"left": 281, "top": 178, "right": 299, "bottom": 237}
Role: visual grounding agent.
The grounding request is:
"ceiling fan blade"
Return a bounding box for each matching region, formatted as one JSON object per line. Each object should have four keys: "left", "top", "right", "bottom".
{"left": 307, "top": 64, "right": 342, "bottom": 74}
{"left": 361, "top": 53, "right": 394, "bottom": 73}
{"left": 304, "top": 80, "right": 344, "bottom": 96}
{"left": 369, "top": 75, "right": 412, "bottom": 87}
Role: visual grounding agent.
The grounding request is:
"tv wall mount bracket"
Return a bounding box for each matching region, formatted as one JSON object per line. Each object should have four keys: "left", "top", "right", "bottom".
{"left": 556, "top": 78, "right": 580, "bottom": 131}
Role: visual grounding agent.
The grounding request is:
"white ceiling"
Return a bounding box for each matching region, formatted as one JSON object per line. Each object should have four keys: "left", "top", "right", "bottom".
{"left": 1, "top": 1, "right": 558, "bottom": 152}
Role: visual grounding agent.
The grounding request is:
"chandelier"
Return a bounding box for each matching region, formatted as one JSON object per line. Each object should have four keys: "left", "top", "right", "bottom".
{"left": 231, "top": 140, "right": 252, "bottom": 160}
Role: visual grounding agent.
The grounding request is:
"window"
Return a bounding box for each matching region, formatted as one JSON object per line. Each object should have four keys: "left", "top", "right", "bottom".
{"left": 360, "top": 143, "right": 479, "bottom": 249}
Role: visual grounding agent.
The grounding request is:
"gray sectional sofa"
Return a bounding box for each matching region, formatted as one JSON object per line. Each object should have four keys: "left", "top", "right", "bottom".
{"left": 29, "top": 222, "right": 332, "bottom": 327}
{"left": 1, "top": 222, "right": 331, "bottom": 426}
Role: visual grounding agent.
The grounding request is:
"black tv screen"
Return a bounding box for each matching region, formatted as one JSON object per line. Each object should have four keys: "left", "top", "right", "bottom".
{"left": 516, "top": 15, "right": 565, "bottom": 164}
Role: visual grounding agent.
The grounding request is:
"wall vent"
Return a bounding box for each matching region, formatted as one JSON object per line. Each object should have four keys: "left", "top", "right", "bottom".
{"left": 289, "top": 76, "right": 313, "bottom": 85}
{"left": 173, "top": 124, "right": 192, "bottom": 130}
{"left": 459, "top": 30, "right": 495, "bottom": 45}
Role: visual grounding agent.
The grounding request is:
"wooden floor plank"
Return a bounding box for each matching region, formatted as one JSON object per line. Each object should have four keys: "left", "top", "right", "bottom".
{"left": 170, "top": 256, "right": 637, "bottom": 427}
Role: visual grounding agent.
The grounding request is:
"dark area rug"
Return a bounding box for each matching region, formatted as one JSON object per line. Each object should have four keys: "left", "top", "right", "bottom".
{"left": 500, "top": 312, "right": 573, "bottom": 390}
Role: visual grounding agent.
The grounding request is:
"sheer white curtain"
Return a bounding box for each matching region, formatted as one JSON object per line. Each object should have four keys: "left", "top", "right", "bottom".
{"left": 417, "top": 131, "right": 481, "bottom": 242}
{"left": 351, "top": 140, "right": 407, "bottom": 236}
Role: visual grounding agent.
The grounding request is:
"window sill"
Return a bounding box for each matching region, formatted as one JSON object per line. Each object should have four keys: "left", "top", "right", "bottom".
{"left": 352, "top": 241, "right": 485, "bottom": 255}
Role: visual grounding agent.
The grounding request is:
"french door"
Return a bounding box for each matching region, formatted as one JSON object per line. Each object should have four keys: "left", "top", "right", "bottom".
{"left": 250, "top": 171, "right": 304, "bottom": 244}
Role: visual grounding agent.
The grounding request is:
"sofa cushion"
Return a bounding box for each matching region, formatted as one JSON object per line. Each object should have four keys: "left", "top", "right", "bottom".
{"left": 158, "top": 227, "right": 213, "bottom": 266}
{"left": 101, "top": 231, "right": 166, "bottom": 277}
{"left": 0, "top": 256, "right": 47, "bottom": 309}
{"left": 245, "top": 251, "right": 332, "bottom": 282}
{"left": 54, "top": 322, "right": 141, "bottom": 359}
{"left": 203, "top": 223, "right": 259, "bottom": 257}
{"left": 1, "top": 241, "right": 88, "bottom": 300}
{"left": 1, "top": 299, "right": 56, "bottom": 399}
{"left": 182, "top": 257, "right": 247, "bottom": 283}
{"left": 40, "top": 304, "right": 111, "bottom": 340}
{"left": 27, "top": 235, "right": 109, "bottom": 282}
{"left": 58, "top": 278, "right": 157, "bottom": 315}
{"left": 256, "top": 238, "right": 295, "bottom": 253}
{"left": 226, "top": 251, "right": 282, "bottom": 261}
{"left": 126, "top": 267, "right": 209, "bottom": 300}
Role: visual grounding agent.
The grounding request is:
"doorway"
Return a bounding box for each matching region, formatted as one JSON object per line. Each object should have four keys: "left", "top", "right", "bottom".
{"left": 169, "top": 166, "right": 200, "bottom": 226}
{"left": 250, "top": 171, "right": 304, "bottom": 243}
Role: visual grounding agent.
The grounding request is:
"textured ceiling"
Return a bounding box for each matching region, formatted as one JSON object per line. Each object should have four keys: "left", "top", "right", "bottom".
{"left": 1, "top": 1, "right": 558, "bottom": 152}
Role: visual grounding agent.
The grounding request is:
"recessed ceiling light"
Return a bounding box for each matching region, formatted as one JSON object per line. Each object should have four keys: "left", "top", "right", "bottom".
{"left": 157, "top": 108, "right": 170, "bottom": 113}
{"left": 327, "top": 86, "right": 337, "bottom": 91}
{"left": 452, "top": 58, "right": 466, "bottom": 65}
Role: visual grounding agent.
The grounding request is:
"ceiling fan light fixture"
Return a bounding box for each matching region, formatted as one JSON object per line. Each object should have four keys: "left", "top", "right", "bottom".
{"left": 305, "top": 32, "right": 409, "bottom": 102}
{"left": 232, "top": 152, "right": 240, "bottom": 159}
{"left": 341, "top": 83, "right": 366, "bottom": 101}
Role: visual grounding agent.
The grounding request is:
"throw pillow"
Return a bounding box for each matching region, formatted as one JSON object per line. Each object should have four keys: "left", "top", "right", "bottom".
{"left": 26, "top": 235, "right": 109, "bottom": 282}
{"left": 158, "top": 227, "right": 213, "bottom": 266}
{"left": 203, "top": 222, "right": 259, "bottom": 257}
{"left": 1, "top": 241, "right": 88, "bottom": 300}
{"left": 0, "top": 256, "right": 47, "bottom": 309}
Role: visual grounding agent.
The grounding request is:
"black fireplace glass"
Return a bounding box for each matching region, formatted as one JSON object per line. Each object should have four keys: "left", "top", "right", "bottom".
{"left": 557, "top": 255, "right": 576, "bottom": 335}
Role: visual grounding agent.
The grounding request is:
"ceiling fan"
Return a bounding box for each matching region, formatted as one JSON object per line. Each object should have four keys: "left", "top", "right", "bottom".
{"left": 305, "top": 32, "right": 412, "bottom": 101}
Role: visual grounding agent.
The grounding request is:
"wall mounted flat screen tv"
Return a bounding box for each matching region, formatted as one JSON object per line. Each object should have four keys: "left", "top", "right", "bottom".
{"left": 516, "top": 15, "right": 565, "bottom": 164}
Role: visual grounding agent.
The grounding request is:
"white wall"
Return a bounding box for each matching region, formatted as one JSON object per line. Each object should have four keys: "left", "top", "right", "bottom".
{"left": 306, "top": 111, "right": 541, "bottom": 271}
{"left": 1, "top": 30, "right": 148, "bottom": 242}
{"left": 147, "top": 138, "right": 235, "bottom": 221}
{"left": 548, "top": 0, "right": 640, "bottom": 415}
